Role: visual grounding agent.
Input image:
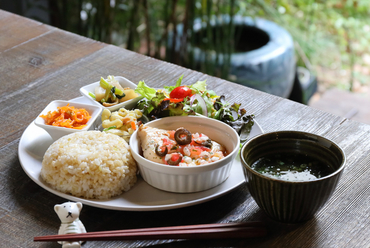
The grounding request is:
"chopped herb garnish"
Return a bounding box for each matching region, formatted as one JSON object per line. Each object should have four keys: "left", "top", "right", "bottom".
{"left": 103, "top": 126, "right": 117, "bottom": 132}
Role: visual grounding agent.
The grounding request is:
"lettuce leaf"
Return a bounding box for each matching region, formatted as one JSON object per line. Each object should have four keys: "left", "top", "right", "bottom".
{"left": 135, "top": 81, "right": 157, "bottom": 100}
{"left": 190, "top": 80, "right": 207, "bottom": 94}
{"left": 164, "top": 75, "right": 183, "bottom": 93}
{"left": 134, "top": 75, "right": 254, "bottom": 141}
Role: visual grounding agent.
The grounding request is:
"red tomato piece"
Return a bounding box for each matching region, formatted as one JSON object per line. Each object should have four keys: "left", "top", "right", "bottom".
{"left": 169, "top": 86, "right": 193, "bottom": 99}
{"left": 171, "top": 153, "right": 180, "bottom": 161}
{"left": 199, "top": 146, "right": 211, "bottom": 152}
{"left": 190, "top": 147, "right": 202, "bottom": 157}
{"left": 162, "top": 138, "right": 172, "bottom": 146}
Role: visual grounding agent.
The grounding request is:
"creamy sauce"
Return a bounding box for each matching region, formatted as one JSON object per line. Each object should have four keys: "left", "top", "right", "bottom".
{"left": 138, "top": 125, "right": 227, "bottom": 166}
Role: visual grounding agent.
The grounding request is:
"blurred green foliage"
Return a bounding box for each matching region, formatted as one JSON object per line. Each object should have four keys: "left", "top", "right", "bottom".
{"left": 265, "top": 0, "right": 370, "bottom": 90}
{"left": 20, "top": 0, "right": 370, "bottom": 90}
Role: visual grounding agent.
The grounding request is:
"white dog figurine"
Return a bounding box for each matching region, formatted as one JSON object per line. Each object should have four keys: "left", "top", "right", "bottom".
{"left": 54, "top": 202, "right": 87, "bottom": 248}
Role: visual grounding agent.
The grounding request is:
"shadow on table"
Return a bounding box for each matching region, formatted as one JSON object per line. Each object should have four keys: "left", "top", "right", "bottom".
{"left": 141, "top": 217, "right": 320, "bottom": 248}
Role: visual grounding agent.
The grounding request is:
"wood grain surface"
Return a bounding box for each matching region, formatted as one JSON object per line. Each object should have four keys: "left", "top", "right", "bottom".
{"left": 1, "top": 9, "right": 369, "bottom": 248}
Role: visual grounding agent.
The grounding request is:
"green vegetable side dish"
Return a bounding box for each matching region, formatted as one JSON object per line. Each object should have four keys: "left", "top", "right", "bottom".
{"left": 134, "top": 75, "right": 255, "bottom": 142}
{"left": 251, "top": 152, "right": 335, "bottom": 181}
{"left": 88, "top": 76, "right": 139, "bottom": 107}
{"left": 89, "top": 77, "right": 125, "bottom": 103}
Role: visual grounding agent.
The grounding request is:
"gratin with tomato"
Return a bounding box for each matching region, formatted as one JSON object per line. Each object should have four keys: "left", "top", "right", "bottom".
{"left": 138, "top": 125, "right": 227, "bottom": 166}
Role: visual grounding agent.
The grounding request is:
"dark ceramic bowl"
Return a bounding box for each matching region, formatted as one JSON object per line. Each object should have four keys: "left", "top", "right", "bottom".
{"left": 240, "top": 131, "right": 346, "bottom": 223}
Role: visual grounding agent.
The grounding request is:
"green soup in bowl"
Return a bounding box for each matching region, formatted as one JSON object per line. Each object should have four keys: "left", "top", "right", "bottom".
{"left": 250, "top": 152, "right": 335, "bottom": 181}
{"left": 240, "top": 131, "right": 346, "bottom": 223}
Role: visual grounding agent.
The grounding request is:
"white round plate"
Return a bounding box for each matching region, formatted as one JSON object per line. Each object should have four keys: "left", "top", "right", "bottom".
{"left": 18, "top": 96, "right": 263, "bottom": 211}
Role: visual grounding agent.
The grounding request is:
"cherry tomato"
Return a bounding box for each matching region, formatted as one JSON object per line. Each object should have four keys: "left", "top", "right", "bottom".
{"left": 169, "top": 86, "right": 193, "bottom": 99}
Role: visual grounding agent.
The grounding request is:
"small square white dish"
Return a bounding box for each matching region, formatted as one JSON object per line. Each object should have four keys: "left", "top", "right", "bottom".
{"left": 34, "top": 100, "right": 102, "bottom": 141}
{"left": 79, "top": 76, "right": 144, "bottom": 111}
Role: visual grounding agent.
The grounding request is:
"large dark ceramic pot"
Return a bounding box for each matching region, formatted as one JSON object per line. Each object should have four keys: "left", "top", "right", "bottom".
{"left": 170, "top": 15, "right": 296, "bottom": 98}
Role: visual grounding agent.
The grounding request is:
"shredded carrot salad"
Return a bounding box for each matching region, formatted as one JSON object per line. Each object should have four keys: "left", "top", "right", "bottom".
{"left": 40, "top": 104, "right": 91, "bottom": 129}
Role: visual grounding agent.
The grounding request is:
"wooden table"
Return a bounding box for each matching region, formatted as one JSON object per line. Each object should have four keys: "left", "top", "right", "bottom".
{"left": 1, "top": 9, "right": 370, "bottom": 247}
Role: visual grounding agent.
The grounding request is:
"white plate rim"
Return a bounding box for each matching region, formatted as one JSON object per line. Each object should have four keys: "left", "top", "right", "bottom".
{"left": 18, "top": 96, "right": 263, "bottom": 211}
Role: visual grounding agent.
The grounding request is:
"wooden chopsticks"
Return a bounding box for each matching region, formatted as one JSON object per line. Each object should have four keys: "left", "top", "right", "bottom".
{"left": 34, "top": 222, "right": 267, "bottom": 242}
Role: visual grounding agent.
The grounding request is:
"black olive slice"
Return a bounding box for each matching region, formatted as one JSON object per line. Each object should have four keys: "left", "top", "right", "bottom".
{"left": 195, "top": 138, "right": 212, "bottom": 148}
{"left": 167, "top": 153, "right": 183, "bottom": 165}
{"left": 174, "top": 127, "right": 192, "bottom": 145}
{"left": 155, "top": 144, "right": 168, "bottom": 157}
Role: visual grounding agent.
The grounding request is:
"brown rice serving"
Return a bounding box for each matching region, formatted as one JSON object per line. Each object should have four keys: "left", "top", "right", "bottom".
{"left": 41, "top": 131, "right": 137, "bottom": 199}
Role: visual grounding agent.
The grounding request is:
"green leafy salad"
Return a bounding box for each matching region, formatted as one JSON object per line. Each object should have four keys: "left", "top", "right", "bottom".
{"left": 134, "top": 75, "right": 255, "bottom": 142}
